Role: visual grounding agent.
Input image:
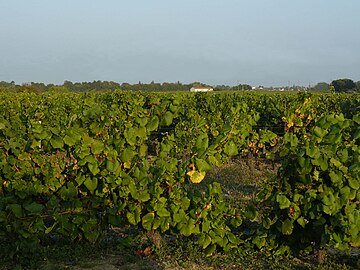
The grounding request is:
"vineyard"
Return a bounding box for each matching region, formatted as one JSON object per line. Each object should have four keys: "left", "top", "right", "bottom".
{"left": 0, "top": 91, "right": 360, "bottom": 269}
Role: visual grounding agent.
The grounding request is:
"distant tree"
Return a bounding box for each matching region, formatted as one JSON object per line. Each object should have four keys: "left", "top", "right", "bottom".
{"left": 28, "top": 82, "right": 47, "bottom": 92}
{"left": 0, "top": 81, "right": 14, "bottom": 87}
{"left": 48, "top": 85, "right": 70, "bottom": 93}
{"left": 312, "top": 82, "right": 330, "bottom": 92}
{"left": 60, "top": 80, "right": 121, "bottom": 92}
{"left": 16, "top": 83, "right": 43, "bottom": 93}
{"left": 190, "top": 82, "right": 206, "bottom": 87}
{"left": 356, "top": 81, "right": 360, "bottom": 91}
{"left": 148, "top": 81, "right": 162, "bottom": 91}
{"left": 63, "top": 80, "right": 74, "bottom": 91}
{"left": 236, "top": 84, "right": 252, "bottom": 90}
{"left": 0, "top": 81, "right": 16, "bottom": 92}
{"left": 166, "top": 82, "right": 181, "bottom": 91}
{"left": 214, "top": 85, "right": 231, "bottom": 91}
{"left": 331, "top": 78, "right": 356, "bottom": 93}
{"left": 121, "top": 82, "right": 132, "bottom": 91}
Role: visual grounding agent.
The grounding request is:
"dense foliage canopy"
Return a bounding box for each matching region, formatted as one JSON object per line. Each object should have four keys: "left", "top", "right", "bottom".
{"left": 331, "top": 78, "right": 357, "bottom": 93}
{"left": 1, "top": 91, "right": 359, "bottom": 265}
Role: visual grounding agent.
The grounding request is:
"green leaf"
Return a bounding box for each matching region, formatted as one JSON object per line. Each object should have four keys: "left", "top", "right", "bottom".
{"left": 244, "top": 204, "right": 258, "bottom": 221}
{"left": 281, "top": 219, "right": 293, "bottom": 235}
{"left": 59, "top": 182, "right": 78, "bottom": 199}
{"left": 63, "top": 128, "right": 82, "bottom": 146}
{"left": 340, "top": 186, "right": 351, "bottom": 203}
{"left": 0, "top": 123, "right": 5, "bottom": 129}
{"left": 353, "top": 114, "right": 360, "bottom": 124}
{"left": 106, "top": 159, "right": 120, "bottom": 173}
{"left": 75, "top": 174, "right": 86, "bottom": 186}
{"left": 162, "top": 111, "right": 174, "bottom": 126}
{"left": 135, "top": 127, "right": 147, "bottom": 140}
{"left": 252, "top": 235, "right": 266, "bottom": 249}
{"left": 37, "top": 130, "right": 51, "bottom": 140}
{"left": 349, "top": 163, "right": 360, "bottom": 173}
{"left": 7, "top": 204, "right": 23, "bottom": 218}
{"left": 201, "top": 219, "right": 211, "bottom": 233}
{"left": 139, "top": 144, "right": 148, "bottom": 157}
{"left": 276, "top": 195, "right": 291, "bottom": 209}
{"left": 84, "top": 177, "right": 98, "bottom": 193}
{"left": 306, "top": 145, "right": 319, "bottom": 158}
{"left": 88, "top": 162, "right": 100, "bottom": 175}
{"left": 152, "top": 217, "right": 162, "bottom": 230}
{"left": 157, "top": 207, "right": 170, "bottom": 217}
{"left": 160, "top": 141, "right": 172, "bottom": 156}
{"left": 91, "top": 140, "right": 104, "bottom": 155}
{"left": 227, "top": 233, "right": 239, "bottom": 245}
{"left": 136, "top": 117, "right": 148, "bottom": 127}
{"left": 195, "top": 158, "right": 212, "bottom": 172}
{"left": 297, "top": 216, "right": 307, "bottom": 228}
{"left": 138, "top": 190, "right": 151, "bottom": 202}
{"left": 338, "top": 149, "right": 348, "bottom": 163}
{"left": 45, "top": 223, "right": 56, "bottom": 234}
{"left": 314, "top": 126, "right": 328, "bottom": 139}
{"left": 142, "top": 213, "right": 155, "bottom": 231}
{"left": 284, "top": 133, "right": 298, "bottom": 147}
{"left": 329, "top": 171, "right": 342, "bottom": 186}
{"left": 293, "top": 193, "right": 303, "bottom": 202}
{"left": 353, "top": 129, "right": 360, "bottom": 140}
{"left": 230, "top": 215, "right": 243, "bottom": 228}
{"left": 24, "top": 202, "right": 44, "bottom": 214}
{"left": 180, "top": 219, "right": 196, "bottom": 237}
{"left": 124, "top": 128, "right": 136, "bottom": 146}
{"left": 50, "top": 136, "right": 64, "bottom": 149}
{"left": 330, "top": 158, "right": 342, "bottom": 168}
{"left": 169, "top": 103, "right": 179, "bottom": 113}
{"left": 196, "top": 133, "right": 209, "bottom": 150}
{"left": 208, "top": 154, "right": 221, "bottom": 167}
{"left": 322, "top": 193, "right": 335, "bottom": 206}
{"left": 78, "top": 155, "right": 96, "bottom": 166}
{"left": 348, "top": 178, "right": 359, "bottom": 190}
{"left": 322, "top": 193, "right": 338, "bottom": 215}
{"left": 160, "top": 217, "right": 170, "bottom": 232}
{"left": 181, "top": 197, "right": 191, "bottom": 210}
{"left": 126, "top": 212, "right": 137, "bottom": 225}
{"left": 274, "top": 245, "right": 291, "bottom": 256}
{"left": 173, "top": 210, "right": 186, "bottom": 224}
{"left": 146, "top": 116, "right": 159, "bottom": 132}
{"left": 63, "top": 135, "right": 77, "bottom": 146}
{"left": 224, "top": 140, "right": 238, "bottom": 156}
{"left": 319, "top": 157, "right": 328, "bottom": 171}
{"left": 126, "top": 206, "right": 141, "bottom": 225}
{"left": 201, "top": 234, "right": 212, "bottom": 249}
{"left": 120, "top": 147, "right": 136, "bottom": 162}
{"left": 204, "top": 244, "right": 216, "bottom": 255}
{"left": 129, "top": 181, "right": 138, "bottom": 199}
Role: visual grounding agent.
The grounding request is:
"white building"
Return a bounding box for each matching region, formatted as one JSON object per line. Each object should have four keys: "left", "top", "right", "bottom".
{"left": 190, "top": 86, "right": 214, "bottom": 92}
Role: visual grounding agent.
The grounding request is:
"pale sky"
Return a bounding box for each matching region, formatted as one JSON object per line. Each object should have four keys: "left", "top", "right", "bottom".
{"left": 1, "top": 0, "right": 359, "bottom": 86}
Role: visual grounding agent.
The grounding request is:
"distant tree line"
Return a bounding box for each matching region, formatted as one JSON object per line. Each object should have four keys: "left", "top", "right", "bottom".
{"left": 0, "top": 80, "right": 253, "bottom": 93}
{"left": 0, "top": 79, "right": 359, "bottom": 93}
{"left": 311, "top": 78, "right": 360, "bottom": 93}
{"left": 214, "top": 84, "right": 252, "bottom": 91}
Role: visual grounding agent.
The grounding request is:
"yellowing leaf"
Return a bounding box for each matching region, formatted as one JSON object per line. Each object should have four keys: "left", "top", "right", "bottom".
{"left": 123, "top": 160, "right": 131, "bottom": 169}
{"left": 187, "top": 169, "right": 206, "bottom": 184}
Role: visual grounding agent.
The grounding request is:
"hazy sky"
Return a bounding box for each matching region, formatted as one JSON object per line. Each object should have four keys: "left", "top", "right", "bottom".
{"left": 1, "top": 0, "right": 359, "bottom": 86}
